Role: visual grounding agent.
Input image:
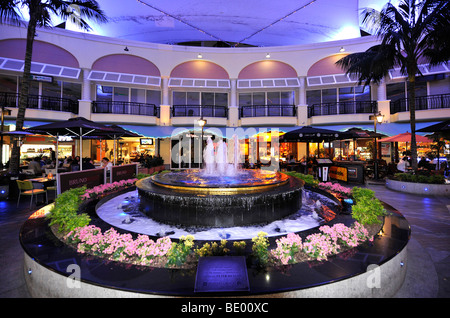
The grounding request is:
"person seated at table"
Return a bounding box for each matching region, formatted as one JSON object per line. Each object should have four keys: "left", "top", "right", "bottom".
{"left": 28, "top": 157, "right": 42, "bottom": 175}
{"left": 397, "top": 156, "right": 410, "bottom": 172}
{"left": 83, "top": 158, "right": 96, "bottom": 170}
{"left": 418, "top": 156, "right": 428, "bottom": 170}
{"left": 101, "top": 157, "right": 112, "bottom": 170}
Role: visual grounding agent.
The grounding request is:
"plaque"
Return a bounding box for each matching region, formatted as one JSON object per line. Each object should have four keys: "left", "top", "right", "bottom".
{"left": 194, "top": 256, "right": 249, "bottom": 293}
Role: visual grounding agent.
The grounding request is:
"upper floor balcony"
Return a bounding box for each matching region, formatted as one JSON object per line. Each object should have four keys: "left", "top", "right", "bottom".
{"left": 307, "top": 100, "right": 377, "bottom": 125}
{"left": 307, "top": 101, "right": 376, "bottom": 118}
{"left": 390, "top": 93, "right": 450, "bottom": 122}
{"left": 90, "top": 100, "right": 159, "bottom": 125}
{"left": 171, "top": 105, "right": 228, "bottom": 126}
{"left": 0, "top": 92, "right": 79, "bottom": 113}
{"left": 239, "top": 104, "right": 297, "bottom": 126}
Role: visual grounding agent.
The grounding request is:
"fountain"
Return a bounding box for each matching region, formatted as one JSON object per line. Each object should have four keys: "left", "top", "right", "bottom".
{"left": 136, "top": 136, "right": 304, "bottom": 228}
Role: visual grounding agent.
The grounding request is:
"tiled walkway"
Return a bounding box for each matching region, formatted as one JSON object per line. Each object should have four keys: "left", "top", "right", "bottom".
{"left": 0, "top": 184, "right": 448, "bottom": 298}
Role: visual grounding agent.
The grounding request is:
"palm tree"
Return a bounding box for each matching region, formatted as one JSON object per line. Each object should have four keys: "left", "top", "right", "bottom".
{"left": 336, "top": 0, "right": 450, "bottom": 170}
{"left": 0, "top": 0, "right": 107, "bottom": 174}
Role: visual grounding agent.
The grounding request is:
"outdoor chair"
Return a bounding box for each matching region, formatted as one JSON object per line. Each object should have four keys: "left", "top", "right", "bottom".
{"left": 16, "top": 180, "right": 47, "bottom": 208}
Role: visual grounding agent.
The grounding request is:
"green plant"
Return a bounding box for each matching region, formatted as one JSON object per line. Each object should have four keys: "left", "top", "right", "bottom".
{"left": 166, "top": 235, "right": 195, "bottom": 267}
{"left": 282, "top": 171, "right": 319, "bottom": 187}
{"left": 251, "top": 231, "right": 270, "bottom": 266}
{"left": 47, "top": 186, "right": 90, "bottom": 233}
{"left": 351, "top": 187, "right": 386, "bottom": 225}
{"left": 394, "top": 173, "right": 445, "bottom": 184}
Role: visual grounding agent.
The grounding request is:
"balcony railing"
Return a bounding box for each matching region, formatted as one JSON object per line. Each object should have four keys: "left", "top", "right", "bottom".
{"left": 390, "top": 93, "right": 450, "bottom": 114}
{"left": 308, "top": 101, "right": 376, "bottom": 118}
{"left": 172, "top": 105, "right": 228, "bottom": 118}
{"left": 239, "top": 105, "right": 296, "bottom": 118}
{"left": 92, "top": 101, "right": 159, "bottom": 117}
{"left": 0, "top": 92, "right": 79, "bottom": 113}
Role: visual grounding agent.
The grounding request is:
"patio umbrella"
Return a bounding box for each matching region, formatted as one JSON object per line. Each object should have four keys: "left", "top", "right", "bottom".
{"left": 377, "top": 132, "right": 432, "bottom": 143}
{"left": 24, "top": 117, "right": 115, "bottom": 171}
{"left": 343, "top": 127, "right": 386, "bottom": 139}
{"left": 279, "top": 126, "right": 350, "bottom": 142}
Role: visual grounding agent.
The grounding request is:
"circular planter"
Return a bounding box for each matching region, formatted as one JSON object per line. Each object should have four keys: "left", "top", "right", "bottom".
{"left": 386, "top": 178, "right": 450, "bottom": 196}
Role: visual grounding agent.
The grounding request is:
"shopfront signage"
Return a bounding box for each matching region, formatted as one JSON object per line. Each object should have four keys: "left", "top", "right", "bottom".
{"left": 58, "top": 168, "right": 105, "bottom": 194}
{"left": 110, "top": 163, "right": 138, "bottom": 183}
{"left": 329, "top": 166, "right": 348, "bottom": 182}
{"left": 30, "top": 74, "right": 53, "bottom": 83}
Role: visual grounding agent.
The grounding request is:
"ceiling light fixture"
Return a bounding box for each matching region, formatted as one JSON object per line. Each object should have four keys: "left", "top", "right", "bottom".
{"left": 124, "top": 46, "right": 129, "bottom": 52}
{"left": 339, "top": 47, "right": 345, "bottom": 52}
{"left": 197, "top": 53, "right": 203, "bottom": 59}
{"left": 266, "top": 53, "right": 271, "bottom": 58}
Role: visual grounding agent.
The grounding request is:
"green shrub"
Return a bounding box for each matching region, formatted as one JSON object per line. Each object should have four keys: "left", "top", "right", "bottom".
{"left": 393, "top": 173, "right": 445, "bottom": 184}
{"left": 47, "top": 186, "right": 90, "bottom": 233}
{"left": 351, "top": 187, "right": 386, "bottom": 225}
{"left": 166, "top": 235, "right": 194, "bottom": 267}
{"left": 282, "top": 171, "right": 319, "bottom": 187}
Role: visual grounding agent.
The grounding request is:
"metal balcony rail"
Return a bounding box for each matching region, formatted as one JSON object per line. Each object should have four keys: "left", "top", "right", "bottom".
{"left": 239, "top": 105, "right": 296, "bottom": 118}
{"left": 307, "top": 101, "right": 376, "bottom": 118}
{"left": 92, "top": 101, "right": 159, "bottom": 117}
{"left": 390, "top": 93, "right": 450, "bottom": 114}
{"left": 172, "top": 105, "right": 228, "bottom": 118}
{"left": 0, "top": 92, "right": 79, "bottom": 114}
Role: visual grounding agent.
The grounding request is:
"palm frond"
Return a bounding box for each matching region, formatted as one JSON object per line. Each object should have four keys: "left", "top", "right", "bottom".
{"left": 0, "top": 0, "right": 23, "bottom": 26}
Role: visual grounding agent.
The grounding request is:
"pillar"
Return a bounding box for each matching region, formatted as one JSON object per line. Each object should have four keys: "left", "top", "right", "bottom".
{"left": 78, "top": 68, "right": 92, "bottom": 119}
{"left": 159, "top": 76, "right": 171, "bottom": 126}
{"left": 228, "top": 79, "right": 239, "bottom": 127}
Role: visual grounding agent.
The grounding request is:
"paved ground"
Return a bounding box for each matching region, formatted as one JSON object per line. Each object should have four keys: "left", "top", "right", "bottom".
{"left": 0, "top": 182, "right": 449, "bottom": 298}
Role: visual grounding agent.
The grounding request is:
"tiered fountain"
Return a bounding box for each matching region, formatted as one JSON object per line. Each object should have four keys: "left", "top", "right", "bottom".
{"left": 136, "top": 136, "right": 304, "bottom": 228}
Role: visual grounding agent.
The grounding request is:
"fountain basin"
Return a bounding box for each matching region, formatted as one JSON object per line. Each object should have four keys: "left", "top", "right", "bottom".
{"left": 136, "top": 170, "right": 304, "bottom": 228}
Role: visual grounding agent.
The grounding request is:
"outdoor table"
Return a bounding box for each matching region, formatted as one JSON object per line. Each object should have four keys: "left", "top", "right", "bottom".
{"left": 28, "top": 177, "right": 56, "bottom": 190}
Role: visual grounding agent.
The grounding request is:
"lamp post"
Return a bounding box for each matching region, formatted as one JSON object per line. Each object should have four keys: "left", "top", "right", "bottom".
{"left": 198, "top": 117, "right": 207, "bottom": 168}
{"left": 369, "top": 111, "right": 384, "bottom": 179}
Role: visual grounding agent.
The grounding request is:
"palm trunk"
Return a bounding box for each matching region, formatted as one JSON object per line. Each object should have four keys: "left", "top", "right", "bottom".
{"left": 8, "top": 12, "right": 37, "bottom": 174}
{"left": 408, "top": 75, "right": 418, "bottom": 171}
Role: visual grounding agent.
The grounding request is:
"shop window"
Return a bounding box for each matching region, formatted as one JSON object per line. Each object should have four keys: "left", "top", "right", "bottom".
{"left": 0, "top": 75, "right": 17, "bottom": 93}
{"left": 62, "top": 82, "right": 81, "bottom": 101}
{"left": 96, "top": 85, "right": 112, "bottom": 102}
{"left": 306, "top": 90, "right": 321, "bottom": 105}
{"left": 387, "top": 82, "right": 406, "bottom": 103}
{"left": 131, "top": 88, "right": 146, "bottom": 103}
{"left": 146, "top": 90, "right": 161, "bottom": 106}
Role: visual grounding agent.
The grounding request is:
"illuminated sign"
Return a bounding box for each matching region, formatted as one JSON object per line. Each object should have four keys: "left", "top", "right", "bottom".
{"left": 329, "top": 166, "right": 348, "bottom": 182}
